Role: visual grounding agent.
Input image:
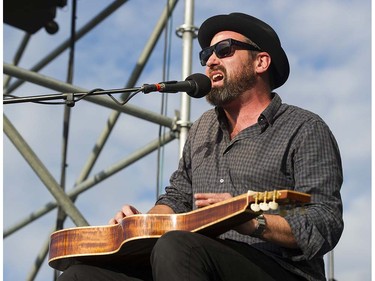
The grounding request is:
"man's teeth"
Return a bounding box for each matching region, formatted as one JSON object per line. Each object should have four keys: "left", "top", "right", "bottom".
{"left": 212, "top": 74, "right": 223, "bottom": 81}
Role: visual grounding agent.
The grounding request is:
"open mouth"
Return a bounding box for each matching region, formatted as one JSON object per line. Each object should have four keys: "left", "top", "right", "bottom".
{"left": 212, "top": 73, "right": 224, "bottom": 82}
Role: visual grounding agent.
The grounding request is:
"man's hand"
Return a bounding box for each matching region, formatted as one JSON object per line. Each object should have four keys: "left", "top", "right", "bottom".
{"left": 108, "top": 205, "right": 141, "bottom": 225}
{"left": 194, "top": 192, "right": 258, "bottom": 235}
{"left": 194, "top": 193, "right": 232, "bottom": 208}
{"left": 108, "top": 204, "right": 175, "bottom": 225}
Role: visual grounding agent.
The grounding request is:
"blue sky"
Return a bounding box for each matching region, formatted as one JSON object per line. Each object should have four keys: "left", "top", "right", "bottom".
{"left": 3, "top": 0, "right": 371, "bottom": 280}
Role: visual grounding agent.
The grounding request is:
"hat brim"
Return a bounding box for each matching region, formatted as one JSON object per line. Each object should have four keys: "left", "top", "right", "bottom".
{"left": 198, "top": 13, "right": 289, "bottom": 89}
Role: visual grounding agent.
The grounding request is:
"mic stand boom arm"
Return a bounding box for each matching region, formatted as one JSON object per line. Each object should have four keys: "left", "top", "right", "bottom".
{"left": 3, "top": 87, "right": 142, "bottom": 106}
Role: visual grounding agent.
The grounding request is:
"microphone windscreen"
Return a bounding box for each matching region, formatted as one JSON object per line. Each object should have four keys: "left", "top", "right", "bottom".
{"left": 185, "top": 73, "right": 212, "bottom": 98}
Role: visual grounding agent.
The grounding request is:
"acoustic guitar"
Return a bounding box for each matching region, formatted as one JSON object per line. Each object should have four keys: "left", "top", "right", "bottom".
{"left": 49, "top": 190, "right": 310, "bottom": 271}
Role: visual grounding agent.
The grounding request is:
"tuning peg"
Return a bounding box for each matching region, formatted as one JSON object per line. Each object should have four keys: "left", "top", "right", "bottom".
{"left": 268, "top": 201, "right": 279, "bottom": 210}
{"left": 251, "top": 203, "right": 261, "bottom": 212}
{"left": 259, "top": 202, "right": 270, "bottom": 211}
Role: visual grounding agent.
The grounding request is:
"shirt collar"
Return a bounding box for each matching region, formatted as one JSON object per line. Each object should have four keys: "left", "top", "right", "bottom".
{"left": 215, "top": 93, "right": 283, "bottom": 132}
{"left": 258, "top": 92, "right": 282, "bottom": 128}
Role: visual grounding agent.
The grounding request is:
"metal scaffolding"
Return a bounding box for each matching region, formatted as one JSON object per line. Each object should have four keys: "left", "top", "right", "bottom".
{"left": 3, "top": 0, "right": 197, "bottom": 280}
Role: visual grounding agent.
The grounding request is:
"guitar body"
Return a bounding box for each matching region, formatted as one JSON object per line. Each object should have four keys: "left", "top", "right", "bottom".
{"left": 49, "top": 190, "right": 310, "bottom": 270}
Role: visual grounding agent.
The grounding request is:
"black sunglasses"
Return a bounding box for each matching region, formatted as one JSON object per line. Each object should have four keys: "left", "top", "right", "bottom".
{"left": 199, "top": 38, "right": 262, "bottom": 66}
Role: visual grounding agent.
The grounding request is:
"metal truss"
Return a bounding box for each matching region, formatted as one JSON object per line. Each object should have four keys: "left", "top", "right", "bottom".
{"left": 3, "top": 0, "right": 197, "bottom": 279}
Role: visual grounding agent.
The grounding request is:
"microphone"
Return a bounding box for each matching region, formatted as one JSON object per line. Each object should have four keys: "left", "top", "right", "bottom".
{"left": 142, "top": 73, "right": 212, "bottom": 98}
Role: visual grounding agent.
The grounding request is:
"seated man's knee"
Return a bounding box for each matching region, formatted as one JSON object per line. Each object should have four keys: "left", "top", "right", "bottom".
{"left": 153, "top": 231, "right": 187, "bottom": 252}
{"left": 151, "top": 231, "right": 192, "bottom": 262}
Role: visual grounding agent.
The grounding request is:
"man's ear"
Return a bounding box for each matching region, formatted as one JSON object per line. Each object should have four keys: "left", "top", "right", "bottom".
{"left": 254, "top": 52, "right": 272, "bottom": 74}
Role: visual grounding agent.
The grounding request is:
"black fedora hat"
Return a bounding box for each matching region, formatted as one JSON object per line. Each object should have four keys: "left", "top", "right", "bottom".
{"left": 198, "top": 13, "right": 290, "bottom": 89}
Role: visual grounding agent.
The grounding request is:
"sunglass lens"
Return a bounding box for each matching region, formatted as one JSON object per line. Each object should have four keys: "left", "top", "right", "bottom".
{"left": 199, "top": 39, "right": 233, "bottom": 66}
{"left": 215, "top": 41, "right": 232, "bottom": 58}
{"left": 200, "top": 48, "right": 213, "bottom": 66}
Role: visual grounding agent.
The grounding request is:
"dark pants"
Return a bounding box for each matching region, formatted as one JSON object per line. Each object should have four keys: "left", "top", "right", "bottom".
{"left": 57, "top": 231, "right": 302, "bottom": 281}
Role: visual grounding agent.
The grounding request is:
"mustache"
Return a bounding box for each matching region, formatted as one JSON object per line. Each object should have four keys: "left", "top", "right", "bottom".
{"left": 208, "top": 66, "right": 227, "bottom": 76}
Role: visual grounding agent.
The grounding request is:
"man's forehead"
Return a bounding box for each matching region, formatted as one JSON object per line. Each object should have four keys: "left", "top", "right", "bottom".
{"left": 210, "top": 31, "right": 247, "bottom": 45}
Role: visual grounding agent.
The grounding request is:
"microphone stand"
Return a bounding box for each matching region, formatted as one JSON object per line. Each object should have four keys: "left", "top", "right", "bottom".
{"left": 3, "top": 87, "right": 142, "bottom": 107}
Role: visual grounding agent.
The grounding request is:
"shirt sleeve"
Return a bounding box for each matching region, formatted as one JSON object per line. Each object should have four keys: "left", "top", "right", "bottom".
{"left": 154, "top": 129, "right": 194, "bottom": 214}
{"left": 284, "top": 119, "right": 344, "bottom": 261}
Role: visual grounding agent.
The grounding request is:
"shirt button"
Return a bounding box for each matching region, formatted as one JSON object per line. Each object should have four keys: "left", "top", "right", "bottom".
{"left": 219, "top": 179, "right": 224, "bottom": 183}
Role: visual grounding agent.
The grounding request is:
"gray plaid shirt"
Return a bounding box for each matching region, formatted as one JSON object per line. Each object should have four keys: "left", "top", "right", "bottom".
{"left": 156, "top": 93, "right": 343, "bottom": 280}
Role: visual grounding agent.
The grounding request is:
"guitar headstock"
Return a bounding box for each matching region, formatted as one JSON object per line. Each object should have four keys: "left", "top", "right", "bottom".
{"left": 246, "top": 190, "right": 311, "bottom": 212}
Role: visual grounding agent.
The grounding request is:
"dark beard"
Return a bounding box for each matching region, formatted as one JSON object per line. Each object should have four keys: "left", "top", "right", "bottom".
{"left": 206, "top": 66, "right": 256, "bottom": 107}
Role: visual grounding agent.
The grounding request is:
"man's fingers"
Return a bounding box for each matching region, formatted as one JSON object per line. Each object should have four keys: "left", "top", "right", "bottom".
{"left": 108, "top": 205, "right": 141, "bottom": 225}
{"left": 194, "top": 193, "right": 232, "bottom": 208}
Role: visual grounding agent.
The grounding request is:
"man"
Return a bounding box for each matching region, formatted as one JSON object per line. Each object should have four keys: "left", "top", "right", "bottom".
{"left": 58, "top": 13, "right": 343, "bottom": 281}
